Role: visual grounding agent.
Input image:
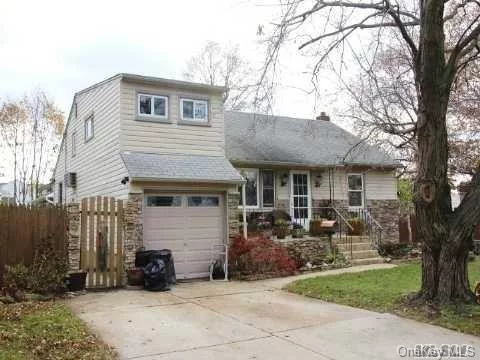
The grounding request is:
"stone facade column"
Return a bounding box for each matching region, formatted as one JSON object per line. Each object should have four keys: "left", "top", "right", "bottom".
{"left": 227, "top": 191, "right": 240, "bottom": 243}
{"left": 67, "top": 203, "right": 81, "bottom": 272}
{"left": 367, "top": 199, "right": 400, "bottom": 242}
{"left": 123, "top": 192, "right": 144, "bottom": 271}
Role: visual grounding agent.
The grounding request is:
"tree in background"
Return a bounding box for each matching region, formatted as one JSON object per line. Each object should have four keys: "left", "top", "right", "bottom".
{"left": 259, "top": 0, "right": 480, "bottom": 304}
{"left": 184, "top": 41, "right": 261, "bottom": 111}
{"left": 0, "top": 90, "right": 64, "bottom": 203}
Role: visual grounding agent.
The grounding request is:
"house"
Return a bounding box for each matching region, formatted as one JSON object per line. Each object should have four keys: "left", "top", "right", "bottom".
{"left": 53, "top": 73, "right": 400, "bottom": 279}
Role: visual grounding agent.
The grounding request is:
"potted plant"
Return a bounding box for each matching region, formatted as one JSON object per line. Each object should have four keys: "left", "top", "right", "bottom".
{"left": 126, "top": 267, "right": 144, "bottom": 286}
{"left": 274, "top": 219, "right": 289, "bottom": 239}
{"left": 291, "top": 223, "right": 304, "bottom": 238}
{"left": 347, "top": 217, "right": 365, "bottom": 236}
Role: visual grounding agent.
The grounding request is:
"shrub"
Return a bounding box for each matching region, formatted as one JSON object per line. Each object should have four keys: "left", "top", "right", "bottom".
{"left": 378, "top": 241, "right": 412, "bottom": 258}
{"left": 347, "top": 217, "right": 365, "bottom": 235}
{"left": 3, "top": 263, "right": 30, "bottom": 290}
{"left": 229, "top": 235, "right": 297, "bottom": 278}
{"left": 29, "top": 237, "right": 68, "bottom": 294}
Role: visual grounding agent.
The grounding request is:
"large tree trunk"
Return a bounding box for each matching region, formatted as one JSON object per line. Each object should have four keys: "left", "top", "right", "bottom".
{"left": 414, "top": 0, "right": 476, "bottom": 304}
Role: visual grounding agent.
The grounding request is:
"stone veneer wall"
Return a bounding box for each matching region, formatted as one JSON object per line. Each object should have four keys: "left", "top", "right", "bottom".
{"left": 227, "top": 192, "right": 240, "bottom": 243}
{"left": 67, "top": 203, "right": 81, "bottom": 272}
{"left": 275, "top": 237, "right": 331, "bottom": 266}
{"left": 366, "top": 199, "right": 399, "bottom": 242}
{"left": 123, "top": 193, "right": 144, "bottom": 270}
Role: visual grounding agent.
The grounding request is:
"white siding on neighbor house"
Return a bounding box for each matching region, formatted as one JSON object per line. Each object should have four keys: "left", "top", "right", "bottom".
{"left": 53, "top": 78, "right": 129, "bottom": 203}
{"left": 119, "top": 80, "right": 225, "bottom": 156}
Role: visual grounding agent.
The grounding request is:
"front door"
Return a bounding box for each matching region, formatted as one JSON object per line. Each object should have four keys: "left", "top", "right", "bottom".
{"left": 290, "top": 171, "right": 311, "bottom": 230}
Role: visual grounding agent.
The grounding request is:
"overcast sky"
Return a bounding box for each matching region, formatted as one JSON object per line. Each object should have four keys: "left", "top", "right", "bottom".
{"left": 0, "top": 0, "right": 347, "bottom": 182}
{"left": 0, "top": 0, "right": 340, "bottom": 118}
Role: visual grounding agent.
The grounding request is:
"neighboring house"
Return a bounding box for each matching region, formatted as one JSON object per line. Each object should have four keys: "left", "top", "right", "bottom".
{"left": 0, "top": 180, "right": 38, "bottom": 204}
{"left": 52, "top": 73, "right": 401, "bottom": 279}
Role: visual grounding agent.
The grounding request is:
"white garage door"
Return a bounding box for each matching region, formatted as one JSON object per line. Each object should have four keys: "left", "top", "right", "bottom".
{"left": 143, "top": 193, "right": 225, "bottom": 279}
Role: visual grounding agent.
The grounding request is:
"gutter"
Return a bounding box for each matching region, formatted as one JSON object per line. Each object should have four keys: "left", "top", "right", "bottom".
{"left": 130, "top": 176, "right": 246, "bottom": 185}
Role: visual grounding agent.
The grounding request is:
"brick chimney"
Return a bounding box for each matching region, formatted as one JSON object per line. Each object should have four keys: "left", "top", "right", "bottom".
{"left": 316, "top": 111, "right": 330, "bottom": 121}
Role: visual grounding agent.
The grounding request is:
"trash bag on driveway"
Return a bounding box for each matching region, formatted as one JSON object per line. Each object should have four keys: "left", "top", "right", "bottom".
{"left": 143, "top": 259, "right": 170, "bottom": 291}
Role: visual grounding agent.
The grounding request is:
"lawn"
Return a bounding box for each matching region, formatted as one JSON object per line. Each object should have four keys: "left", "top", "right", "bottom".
{"left": 0, "top": 301, "right": 117, "bottom": 360}
{"left": 287, "top": 259, "right": 480, "bottom": 336}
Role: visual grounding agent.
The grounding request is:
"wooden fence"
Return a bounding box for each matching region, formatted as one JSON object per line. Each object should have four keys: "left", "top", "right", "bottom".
{"left": 79, "top": 196, "right": 124, "bottom": 289}
{"left": 0, "top": 205, "right": 67, "bottom": 284}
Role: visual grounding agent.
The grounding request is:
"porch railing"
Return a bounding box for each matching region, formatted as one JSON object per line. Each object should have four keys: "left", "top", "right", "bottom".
{"left": 336, "top": 207, "right": 383, "bottom": 249}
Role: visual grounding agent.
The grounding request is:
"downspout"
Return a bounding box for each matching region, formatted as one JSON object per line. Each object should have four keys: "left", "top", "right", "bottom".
{"left": 242, "top": 183, "right": 247, "bottom": 239}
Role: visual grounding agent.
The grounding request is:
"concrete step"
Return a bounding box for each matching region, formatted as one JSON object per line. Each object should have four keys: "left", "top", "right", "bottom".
{"left": 350, "top": 257, "right": 385, "bottom": 266}
{"left": 346, "top": 235, "right": 372, "bottom": 244}
{"left": 337, "top": 242, "right": 373, "bottom": 251}
{"left": 346, "top": 249, "right": 380, "bottom": 259}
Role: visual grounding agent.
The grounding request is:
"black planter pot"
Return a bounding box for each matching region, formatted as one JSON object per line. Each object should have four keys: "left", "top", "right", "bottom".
{"left": 67, "top": 271, "right": 87, "bottom": 291}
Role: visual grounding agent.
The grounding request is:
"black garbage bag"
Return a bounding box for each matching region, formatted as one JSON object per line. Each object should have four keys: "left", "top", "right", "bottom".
{"left": 150, "top": 249, "right": 176, "bottom": 285}
{"left": 143, "top": 259, "right": 170, "bottom": 291}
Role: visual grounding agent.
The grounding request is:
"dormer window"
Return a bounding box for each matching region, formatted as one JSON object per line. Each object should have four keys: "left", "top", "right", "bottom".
{"left": 180, "top": 99, "right": 208, "bottom": 122}
{"left": 138, "top": 93, "right": 168, "bottom": 119}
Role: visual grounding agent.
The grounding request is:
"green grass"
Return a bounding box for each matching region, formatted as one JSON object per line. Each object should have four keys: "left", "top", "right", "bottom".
{"left": 0, "top": 301, "right": 117, "bottom": 360}
{"left": 287, "top": 259, "right": 480, "bottom": 336}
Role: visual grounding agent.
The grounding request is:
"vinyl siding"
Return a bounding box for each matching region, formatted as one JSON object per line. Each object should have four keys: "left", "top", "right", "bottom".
{"left": 119, "top": 80, "right": 225, "bottom": 156}
{"left": 365, "top": 170, "right": 397, "bottom": 200}
{"left": 234, "top": 167, "right": 397, "bottom": 207}
{"left": 53, "top": 78, "right": 129, "bottom": 203}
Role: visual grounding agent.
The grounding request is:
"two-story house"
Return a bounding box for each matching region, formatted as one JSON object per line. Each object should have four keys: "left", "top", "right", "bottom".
{"left": 53, "top": 73, "right": 400, "bottom": 279}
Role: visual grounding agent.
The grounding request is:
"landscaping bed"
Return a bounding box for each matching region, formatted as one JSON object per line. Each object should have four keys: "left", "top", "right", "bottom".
{"left": 286, "top": 260, "right": 480, "bottom": 336}
{"left": 0, "top": 301, "right": 117, "bottom": 360}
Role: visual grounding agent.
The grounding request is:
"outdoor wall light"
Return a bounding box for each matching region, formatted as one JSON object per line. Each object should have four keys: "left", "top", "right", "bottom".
{"left": 281, "top": 173, "right": 289, "bottom": 186}
{"left": 315, "top": 174, "right": 323, "bottom": 187}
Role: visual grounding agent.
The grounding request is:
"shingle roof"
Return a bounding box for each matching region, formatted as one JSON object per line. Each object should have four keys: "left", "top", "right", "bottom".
{"left": 121, "top": 152, "right": 244, "bottom": 183}
{"left": 225, "top": 111, "right": 400, "bottom": 167}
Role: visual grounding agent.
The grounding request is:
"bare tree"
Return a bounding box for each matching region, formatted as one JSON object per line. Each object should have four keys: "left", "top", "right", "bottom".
{"left": 184, "top": 41, "right": 261, "bottom": 111}
{"left": 0, "top": 101, "right": 27, "bottom": 203}
{"left": 0, "top": 90, "right": 64, "bottom": 203}
{"left": 260, "top": 0, "right": 480, "bottom": 304}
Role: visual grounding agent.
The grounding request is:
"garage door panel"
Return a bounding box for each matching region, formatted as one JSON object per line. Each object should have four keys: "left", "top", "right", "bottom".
{"left": 145, "top": 240, "right": 185, "bottom": 252}
{"left": 143, "top": 193, "right": 225, "bottom": 279}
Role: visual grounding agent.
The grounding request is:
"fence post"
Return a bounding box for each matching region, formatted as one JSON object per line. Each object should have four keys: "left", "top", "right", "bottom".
{"left": 67, "top": 203, "right": 81, "bottom": 272}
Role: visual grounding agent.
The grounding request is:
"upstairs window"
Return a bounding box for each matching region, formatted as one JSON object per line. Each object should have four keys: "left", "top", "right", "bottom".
{"left": 347, "top": 174, "right": 364, "bottom": 208}
{"left": 71, "top": 132, "right": 76, "bottom": 157}
{"left": 85, "top": 115, "right": 94, "bottom": 142}
{"left": 138, "top": 93, "right": 168, "bottom": 119}
{"left": 181, "top": 99, "right": 208, "bottom": 122}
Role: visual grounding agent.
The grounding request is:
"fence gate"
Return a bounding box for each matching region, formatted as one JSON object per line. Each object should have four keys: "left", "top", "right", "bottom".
{"left": 79, "top": 196, "right": 124, "bottom": 288}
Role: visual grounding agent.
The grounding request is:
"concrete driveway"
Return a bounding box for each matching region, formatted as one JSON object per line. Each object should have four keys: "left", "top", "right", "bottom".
{"left": 68, "top": 265, "right": 480, "bottom": 360}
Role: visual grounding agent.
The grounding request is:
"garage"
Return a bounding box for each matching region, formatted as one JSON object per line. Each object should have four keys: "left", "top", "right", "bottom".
{"left": 143, "top": 193, "right": 226, "bottom": 279}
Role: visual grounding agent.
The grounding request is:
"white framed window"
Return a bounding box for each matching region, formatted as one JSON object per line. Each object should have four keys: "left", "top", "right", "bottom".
{"left": 180, "top": 98, "right": 208, "bottom": 122}
{"left": 85, "top": 116, "right": 94, "bottom": 142}
{"left": 71, "top": 132, "right": 76, "bottom": 157}
{"left": 347, "top": 173, "right": 364, "bottom": 208}
{"left": 138, "top": 93, "right": 168, "bottom": 119}
{"left": 238, "top": 169, "right": 259, "bottom": 208}
{"left": 261, "top": 170, "right": 275, "bottom": 207}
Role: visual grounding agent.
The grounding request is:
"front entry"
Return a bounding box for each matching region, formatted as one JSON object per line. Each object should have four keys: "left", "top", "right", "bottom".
{"left": 143, "top": 193, "right": 225, "bottom": 279}
{"left": 290, "top": 171, "right": 311, "bottom": 230}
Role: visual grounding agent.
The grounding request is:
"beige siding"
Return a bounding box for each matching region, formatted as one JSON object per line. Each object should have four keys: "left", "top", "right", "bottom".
{"left": 119, "top": 80, "right": 225, "bottom": 156}
{"left": 365, "top": 170, "right": 397, "bottom": 200}
{"left": 53, "top": 78, "right": 128, "bottom": 203}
